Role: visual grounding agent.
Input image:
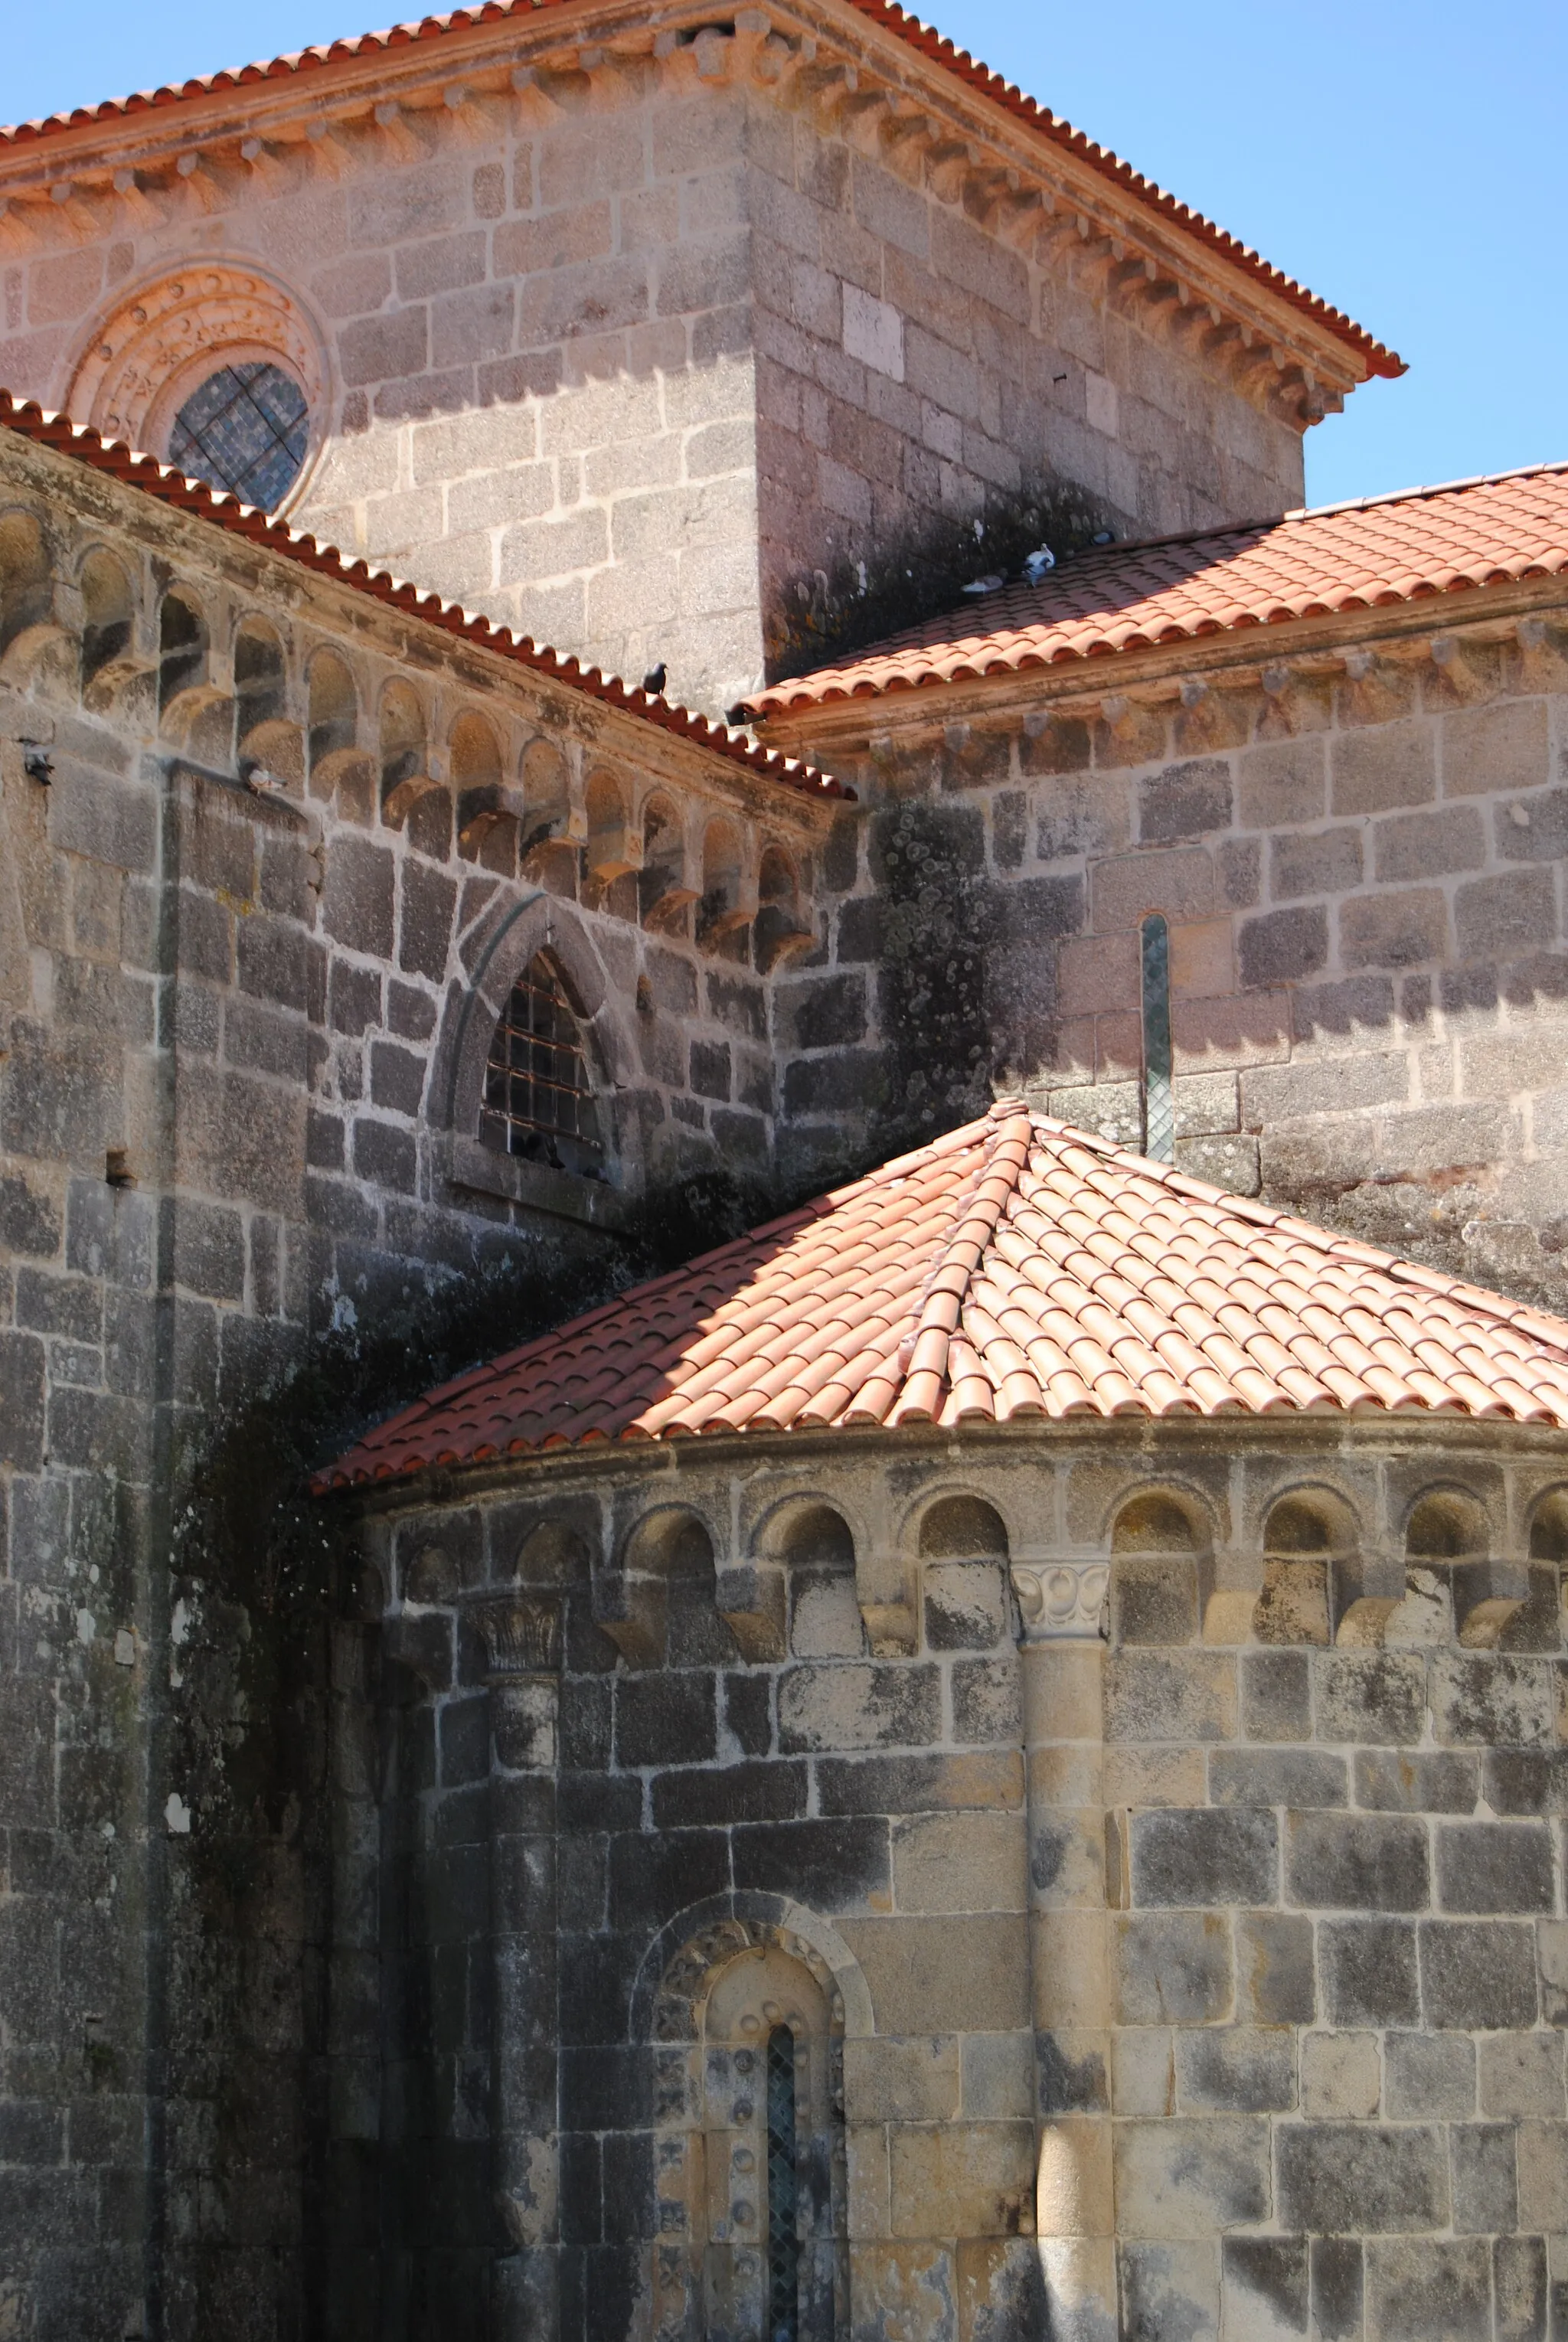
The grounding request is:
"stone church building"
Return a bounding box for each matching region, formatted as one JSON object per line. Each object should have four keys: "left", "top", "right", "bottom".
{"left": 2, "top": 2, "right": 1568, "bottom": 2337}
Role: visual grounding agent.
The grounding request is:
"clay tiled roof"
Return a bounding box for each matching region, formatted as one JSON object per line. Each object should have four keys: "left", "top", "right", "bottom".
{"left": 749, "top": 464, "right": 1568, "bottom": 714}
{"left": 0, "top": 3, "right": 1400, "bottom": 383}
{"left": 315, "top": 1105, "right": 1568, "bottom": 1490}
{"left": 0, "top": 391, "right": 846, "bottom": 803}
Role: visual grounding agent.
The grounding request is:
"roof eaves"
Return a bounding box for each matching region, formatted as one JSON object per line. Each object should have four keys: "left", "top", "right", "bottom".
{"left": 0, "top": 0, "right": 1400, "bottom": 381}
{"left": 0, "top": 390, "right": 849, "bottom": 805}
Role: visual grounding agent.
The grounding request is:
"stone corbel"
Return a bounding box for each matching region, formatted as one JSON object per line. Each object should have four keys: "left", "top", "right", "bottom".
{"left": 715, "top": 1563, "right": 787, "bottom": 1663}
{"left": 1011, "top": 1560, "right": 1109, "bottom": 1644}
{"left": 592, "top": 1566, "right": 666, "bottom": 1668}
{"left": 857, "top": 1550, "right": 917, "bottom": 1657}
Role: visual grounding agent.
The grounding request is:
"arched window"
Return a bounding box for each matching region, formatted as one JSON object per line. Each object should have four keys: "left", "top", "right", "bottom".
{"left": 480, "top": 950, "right": 603, "bottom": 1178}
{"left": 1140, "top": 912, "right": 1173, "bottom": 1161}
{"left": 168, "top": 361, "right": 309, "bottom": 511}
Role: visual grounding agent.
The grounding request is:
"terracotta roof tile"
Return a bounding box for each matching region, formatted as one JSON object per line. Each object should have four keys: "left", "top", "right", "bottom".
{"left": 0, "top": 391, "right": 846, "bottom": 805}
{"left": 0, "top": 2, "right": 1397, "bottom": 381}
{"left": 748, "top": 464, "right": 1568, "bottom": 714}
{"left": 314, "top": 1104, "right": 1568, "bottom": 1491}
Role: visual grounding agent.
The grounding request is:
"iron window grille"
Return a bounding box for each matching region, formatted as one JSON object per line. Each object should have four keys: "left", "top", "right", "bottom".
{"left": 766, "top": 2025, "right": 801, "bottom": 2342}
{"left": 168, "top": 361, "right": 309, "bottom": 511}
{"left": 480, "top": 952, "right": 605, "bottom": 1180}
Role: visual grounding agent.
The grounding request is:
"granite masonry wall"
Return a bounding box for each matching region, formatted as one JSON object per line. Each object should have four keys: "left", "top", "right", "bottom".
{"left": 335, "top": 1416, "right": 1568, "bottom": 2342}
{"left": 0, "top": 0, "right": 1328, "bottom": 714}
{"left": 0, "top": 420, "right": 831, "bottom": 2342}
{"left": 764, "top": 598, "right": 1568, "bottom": 1308}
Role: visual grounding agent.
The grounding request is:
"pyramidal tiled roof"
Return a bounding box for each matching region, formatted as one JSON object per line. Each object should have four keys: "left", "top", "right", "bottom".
{"left": 315, "top": 1107, "right": 1568, "bottom": 1490}
{"left": 749, "top": 464, "right": 1568, "bottom": 714}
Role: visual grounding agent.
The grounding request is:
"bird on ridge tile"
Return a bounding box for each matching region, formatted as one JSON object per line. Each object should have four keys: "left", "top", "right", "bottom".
{"left": 642, "top": 661, "right": 667, "bottom": 694}
{"left": 1021, "top": 546, "right": 1055, "bottom": 584}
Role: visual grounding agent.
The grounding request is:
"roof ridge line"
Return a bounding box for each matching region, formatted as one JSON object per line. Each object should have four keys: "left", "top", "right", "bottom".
{"left": 890, "top": 1106, "right": 1034, "bottom": 1419}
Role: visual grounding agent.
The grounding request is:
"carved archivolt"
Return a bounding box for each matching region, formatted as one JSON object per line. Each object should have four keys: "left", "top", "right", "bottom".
{"left": 65, "top": 263, "right": 329, "bottom": 508}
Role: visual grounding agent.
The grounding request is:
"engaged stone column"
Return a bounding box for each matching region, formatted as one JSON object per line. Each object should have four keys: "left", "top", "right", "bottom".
{"left": 476, "top": 1596, "right": 563, "bottom": 2340}
{"left": 1011, "top": 1559, "right": 1116, "bottom": 2342}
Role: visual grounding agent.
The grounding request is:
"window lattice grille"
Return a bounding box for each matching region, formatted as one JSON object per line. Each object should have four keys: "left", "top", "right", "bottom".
{"left": 766, "top": 2026, "right": 801, "bottom": 2342}
{"left": 168, "top": 361, "right": 309, "bottom": 511}
{"left": 480, "top": 953, "right": 603, "bottom": 1178}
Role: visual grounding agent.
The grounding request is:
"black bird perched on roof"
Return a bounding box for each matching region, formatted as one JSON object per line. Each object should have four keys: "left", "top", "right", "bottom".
{"left": 642, "top": 661, "right": 667, "bottom": 695}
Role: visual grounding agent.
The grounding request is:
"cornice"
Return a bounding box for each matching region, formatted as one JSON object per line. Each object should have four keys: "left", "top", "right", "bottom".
{"left": 751, "top": 573, "right": 1568, "bottom": 759}
{"left": 0, "top": 0, "right": 1393, "bottom": 426}
{"left": 0, "top": 390, "right": 847, "bottom": 820}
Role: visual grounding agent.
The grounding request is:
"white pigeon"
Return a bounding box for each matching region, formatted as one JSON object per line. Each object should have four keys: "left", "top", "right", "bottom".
{"left": 1022, "top": 546, "right": 1056, "bottom": 584}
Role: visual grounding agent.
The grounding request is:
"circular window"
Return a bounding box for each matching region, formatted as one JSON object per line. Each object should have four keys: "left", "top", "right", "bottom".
{"left": 167, "top": 361, "right": 309, "bottom": 511}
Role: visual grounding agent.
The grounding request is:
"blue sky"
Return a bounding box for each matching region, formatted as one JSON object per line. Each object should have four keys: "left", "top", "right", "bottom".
{"left": 6, "top": 0, "right": 1561, "bottom": 508}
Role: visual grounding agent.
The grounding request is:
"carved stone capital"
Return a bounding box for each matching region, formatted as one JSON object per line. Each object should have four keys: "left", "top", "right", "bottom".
{"left": 1011, "top": 1560, "right": 1109, "bottom": 1644}
{"left": 475, "top": 1596, "right": 563, "bottom": 1681}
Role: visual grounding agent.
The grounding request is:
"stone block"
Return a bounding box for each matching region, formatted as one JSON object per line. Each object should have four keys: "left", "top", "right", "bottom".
{"left": 779, "top": 1663, "right": 941, "bottom": 1752}
{"left": 1478, "top": 2030, "right": 1564, "bottom": 2118}
{"left": 1276, "top": 2124, "right": 1446, "bottom": 2236}
{"left": 1373, "top": 802, "right": 1486, "bottom": 883}
{"left": 1455, "top": 867, "right": 1558, "bottom": 961}
{"left": 1313, "top": 1652, "right": 1426, "bottom": 1745}
{"left": 1174, "top": 1134, "right": 1260, "bottom": 1193}
{"left": 1493, "top": 2235, "right": 1547, "bottom": 2342}
{"left": 1110, "top": 1556, "right": 1198, "bottom": 1646}
{"left": 1514, "top": 2119, "right": 1568, "bottom": 2230}
{"left": 1104, "top": 1651, "right": 1236, "bottom": 1742}
{"left": 891, "top": 1810, "right": 1025, "bottom": 1916}
{"left": 1299, "top": 2030, "right": 1380, "bottom": 2119}
{"left": 1239, "top": 1651, "right": 1311, "bottom": 1743}
{"left": 1319, "top": 1918, "right": 1419, "bottom": 2027}
{"left": 1090, "top": 848, "right": 1214, "bottom": 933}
{"left": 1338, "top": 885, "right": 1448, "bottom": 970}
{"left": 1352, "top": 1749, "right": 1477, "bottom": 1812}
{"left": 1269, "top": 825, "right": 1362, "bottom": 903}
{"left": 1430, "top": 1653, "right": 1555, "bottom": 1748}
{"left": 1119, "top": 2242, "right": 1220, "bottom": 2340}
{"left": 1285, "top": 1812, "right": 1429, "bottom": 1911}
{"left": 1238, "top": 904, "right": 1328, "bottom": 989}
{"left": 1114, "top": 2117, "right": 1269, "bottom": 2239}
{"left": 1330, "top": 719, "right": 1436, "bottom": 815}
{"left": 732, "top": 1817, "right": 890, "bottom": 1909}
{"left": 1113, "top": 1912, "right": 1233, "bottom": 2027}
{"left": 614, "top": 1672, "right": 716, "bottom": 1766}
{"left": 1129, "top": 1808, "right": 1277, "bottom": 1909}
{"left": 1436, "top": 1820, "right": 1554, "bottom": 1913}
{"left": 1363, "top": 2238, "right": 1490, "bottom": 2340}
{"left": 1450, "top": 2123, "right": 1519, "bottom": 2236}
{"left": 838, "top": 1915, "right": 1028, "bottom": 2034}
{"left": 1235, "top": 1912, "right": 1315, "bottom": 2025}
{"left": 1443, "top": 696, "right": 1549, "bottom": 799}
{"left": 1208, "top": 1749, "right": 1346, "bottom": 1808}
{"left": 959, "top": 2033, "right": 1034, "bottom": 2122}
{"left": 1419, "top": 1920, "right": 1539, "bottom": 2030}
{"left": 1175, "top": 2027, "right": 1294, "bottom": 2114}
{"left": 1383, "top": 2030, "right": 1475, "bottom": 2120}
{"left": 1238, "top": 737, "right": 1326, "bottom": 830}
{"left": 1138, "top": 759, "right": 1233, "bottom": 846}
{"left": 887, "top": 2121, "right": 1034, "bottom": 2239}
{"left": 1220, "top": 2236, "right": 1308, "bottom": 2340}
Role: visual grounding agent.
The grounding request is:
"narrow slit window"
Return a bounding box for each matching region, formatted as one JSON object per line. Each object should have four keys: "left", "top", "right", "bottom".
{"left": 480, "top": 951, "right": 604, "bottom": 1178}
{"left": 1141, "top": 913, "right": 1174, "bottom": 1162}
{"left": 766, "top": 2025, "right": 800, "bottom": 2342}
